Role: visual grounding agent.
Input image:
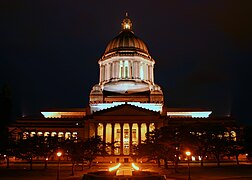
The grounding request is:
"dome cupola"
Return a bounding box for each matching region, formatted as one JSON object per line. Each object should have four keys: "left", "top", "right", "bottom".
{"left": 102, "top": 13, "right": 150, "bottom": 58}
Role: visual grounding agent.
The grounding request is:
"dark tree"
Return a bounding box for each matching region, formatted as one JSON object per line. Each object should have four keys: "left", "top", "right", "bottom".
{"left": 243, "top": 125, "right": 252, "bottom": 159}
{"left": 0, "top": 84, "right": 13, "bottom": 164}
{"left": 36, "top": 135, "right": 60, "bottom": 169}
{"left": 14, "top": 131, "right": 40, "bottom": 170}
{"left": 83, "top": 136, "right": 107, "bottom": 168}
{"left": 64, "top": 139, "right": 84, "bottom": 175}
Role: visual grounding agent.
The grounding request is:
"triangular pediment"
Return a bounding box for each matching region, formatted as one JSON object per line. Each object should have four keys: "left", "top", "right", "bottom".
{"left": 93, "top": 104, "right": 160, "bottom": 116}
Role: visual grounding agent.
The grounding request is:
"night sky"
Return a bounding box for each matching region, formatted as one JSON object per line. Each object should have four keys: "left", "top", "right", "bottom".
{"left": 0, "top": 1, "right": 251, "bottom": 124}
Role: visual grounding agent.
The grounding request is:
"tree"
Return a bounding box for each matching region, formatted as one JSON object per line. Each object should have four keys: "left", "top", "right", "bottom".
{"left": 243, "top": 125, "right": 252, "bottom": 160}
{"left": 206, "top": 125, "right": 229, "bottom": 167}
{"left": 14, "top": 132, "right": 40, "bottom": 170}
{"left": 64, "top": 139, "right": 84, "bottom": 175}
{"left": 0, "top": 130, "right": 17, "bottom": 168}
{"left": 83, "top": 136, "right": 107, "bottom": 168}
{"left": 36, "top": 135, "right": 60, "bottom": 169}
{"left": 0, "top": 84, "right": 13, "bottom": 167}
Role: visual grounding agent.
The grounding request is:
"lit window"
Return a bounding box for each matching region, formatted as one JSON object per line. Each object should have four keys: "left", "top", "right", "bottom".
{"left": 230, "top": 131, "right": 236, "bottom": 141}
{"left": 65, "top": 132, "right": 71, "bottom": 140}
{"left": 51, "top": 132, "right": 57, "bottom": 137}
{"left": 58, "top": 132, "right": 64, "bottom": 138}
{"left": 72, "top": 132, "right": 78, "bottom": 139}
{"left": 141, "top": 123, "right": 147, "bottom": 142}
{"left": 106, "top": 123, "right": 112, "bottom": 143}
{"left": 149, "top": 123, "right": 155, "bottom": 132}
{"left": 23, "top": 132, "right": 29, "bottom": 139}
{"left": 97, "top": 123, "right": 103, "bottom": 140}
{"left": 37, "top": 132, "right": 43, "bottom": 136}
{"left": 30, "top": 132, "right": 36, "bottom": 137}
{"left": 224, "top": 132, "right": 229, "bottom": 138}
{"left": 44, "top": 132, "right": 50, "bottom": 137}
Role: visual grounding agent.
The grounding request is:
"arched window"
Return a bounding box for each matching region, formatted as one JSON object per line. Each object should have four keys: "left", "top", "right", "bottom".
{"left": 97, "top": 123, "right": 103, "bottom": 140}
{"left": 149, "top": 123, "right": 155, "bottom": 132}
{"left": 132, "top": 123, "right": 138, "bottom": 145}
{"left": 114, "top": 123, "right": 121, "bottom": 155}
{"left": 106, "top": 123, "right": 112, "bottom": 143}
{"left": 141, "top": 123, "right": 147, "bottom": 142}
{"left": 123, "top": 123, "right": 130, "bottom": 155}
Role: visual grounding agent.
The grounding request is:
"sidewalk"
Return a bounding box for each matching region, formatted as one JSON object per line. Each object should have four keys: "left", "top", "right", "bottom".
{"left": 0, "top": 162, "right": 252, "bottom": 180}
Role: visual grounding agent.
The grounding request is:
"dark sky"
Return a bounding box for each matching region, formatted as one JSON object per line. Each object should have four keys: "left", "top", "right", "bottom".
{"left": 0, "top": 1, "right": 251, "bottom": 124}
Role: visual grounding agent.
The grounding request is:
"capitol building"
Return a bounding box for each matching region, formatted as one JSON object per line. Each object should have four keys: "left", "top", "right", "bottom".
{"left": 9, "top": 14, "right": 236, "bottom": 163}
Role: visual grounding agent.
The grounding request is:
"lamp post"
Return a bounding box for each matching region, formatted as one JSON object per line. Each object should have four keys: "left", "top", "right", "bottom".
{"left": 56, "top": 151, "right": 62, "bottom": 180}
{"left": 185, "top": 151, "right": 191, "bottom": 180}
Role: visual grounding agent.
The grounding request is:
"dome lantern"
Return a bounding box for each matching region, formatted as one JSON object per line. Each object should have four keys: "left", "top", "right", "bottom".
{"left": 121, "top": 12, "right": 132, "bottom": 31}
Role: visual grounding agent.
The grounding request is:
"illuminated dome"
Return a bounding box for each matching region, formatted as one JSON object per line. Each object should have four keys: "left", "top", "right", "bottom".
{"left": 90, "top": 13, "right": 164, "bottom": 113}
{"left": 103, "top": 13, "right": 150, "bottom": 58}
{"left": 104, "top": 31, "right": 149, "bottom": 56}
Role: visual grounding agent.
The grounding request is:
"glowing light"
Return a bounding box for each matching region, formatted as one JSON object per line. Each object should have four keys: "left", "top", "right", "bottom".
{"left": 167, "top": 111, "right": 212, "bottom": 118}
{"left": 132, "top": 163, "right": 140, "bottom": 170}
{"left": 186, "top": 151, "right": 191, "bottom": 156}
{"left": 46, "top": 158, "right": 48, "bottom": 161}
{"left": 109, "top": 163, "right": 121, "bottom": 172}
{"left": 41, "top": 111, "right": 86, "bottom": 118}
{"left": 57, "top": 152, "right": 62, "bottom": 157}
{"left": 90, "top": 102, "right": 163, "bottom": 113}
{"left": 198, "top": 156, "right": 202, "bottom": 161}
{"left": 125, "top": 23, "right": 130, "bottom": 29}
{"left": 191, "top": 156, "right": 195, "bottom": 161}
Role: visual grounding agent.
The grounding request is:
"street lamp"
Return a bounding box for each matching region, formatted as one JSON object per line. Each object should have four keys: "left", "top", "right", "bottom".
{"left": 185, "top": 151, "right": 191, "bottom": 180}
{"left": 57, "top": 151, "right": 62, "bottom": 180}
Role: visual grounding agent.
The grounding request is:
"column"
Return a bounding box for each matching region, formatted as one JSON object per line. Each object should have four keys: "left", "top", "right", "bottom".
{"left": 116, "top": 61, "right": 119, "bottom": 79}
{"left": 110, "top": 63, "right": 113, "bottom": 80}
{"left": 137, "top": 62, "right": 140, "bottom": 79}
{"left": 112, "top": 62, "right": 115, "bottom": 80}
{"left": 111, "top": 123, "right": 115, "bottom": 155}
{"left": 104, "top": 64, "right": 107, "bottom": 81}
{"left": 95, "top": 123, "right": 98, "bottom": 137}
{"left": 144, "top": 64, "right": 147, "bottom": 80}
{"left": 132, "top": 61, "right": 136, "bottom": 79}
{"left": 138, "top": 123, "right": 141, "bottom": 145}
{"left": 99, "top": 64, "right": 102, "bottom": 83}
{"left": 151, "top": 65, "right": 154, "bottom": 82}
{"left": 146, "top": 123, "right": 150, "bottom": 142}
{"left": 107, "top": 64, "right": 110, "bottom": 80}
{"left": 129, "top": 123, "right": 133, "bottom": 154}
{"left": 120, "top": 123, "right": 124, "bottom": 155}
{"left": 103, "top": 123, "right": 107, "bottom": 143}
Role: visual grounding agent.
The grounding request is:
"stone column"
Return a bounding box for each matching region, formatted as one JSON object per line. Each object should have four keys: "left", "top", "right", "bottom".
{"left": 116, "top": 61, "right": 120, "bottom": 79}
{"left": 129, "top": 123, "right": 133, "bottom": 154}
{"left": 129, "top": 61, "right": 132, "bottom": 79}
{"left": 137, "top": 62, "right": 140, "bottom": 79}
{"left": 103, "top": 123, "right": 107, "bottom": 143}
{"left": 146, "top": 123, "right": 150, "bottom": 142}
{"left": 111, "top": 123, "right": 115, "bottom": 155}
{"left": 144, "top": 64, "right": 147, "bottom": 80}
{"left": 152, "top": 65, "right": 154, "bottom": 83}
{"left": 95, "top": 123, "right": 98, "bottom": 137}
{"left": 120, "top": 123, "right": 124, "bottom": 155}
{"left": 110, "top": 63, "right": 113, "bottom": 80}
{"left": 138, "top": 123, "right": 141, "bottom": 145}
{"left": 112, "top": 62, "right": 115, "bottom": 80}
{"left": 99, "top": 64, "right": 102, "bottom": 83}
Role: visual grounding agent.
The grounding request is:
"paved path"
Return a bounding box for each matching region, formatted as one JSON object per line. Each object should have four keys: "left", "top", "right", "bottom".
{"left": 0, "top": 162, "right": 252, "bottom": 180}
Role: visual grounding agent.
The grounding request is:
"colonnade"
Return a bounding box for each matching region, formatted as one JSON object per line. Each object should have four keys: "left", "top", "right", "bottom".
{"left": 95, "top": 122, "right": 156, "bottom": 155}
{"left": 99, "top": 60, "right": 154, "bottom": 83}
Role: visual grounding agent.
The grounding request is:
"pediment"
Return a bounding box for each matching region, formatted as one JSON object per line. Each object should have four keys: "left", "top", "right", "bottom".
{"left": 93, "top": 104, "right": 159, "bottom": 116}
